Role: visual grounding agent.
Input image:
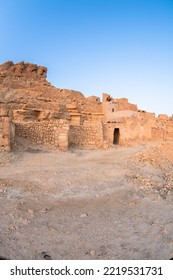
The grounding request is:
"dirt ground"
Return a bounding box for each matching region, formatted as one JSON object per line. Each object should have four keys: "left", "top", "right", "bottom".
{"left": 0, "top": 140, "right": 173, "bottom": 260}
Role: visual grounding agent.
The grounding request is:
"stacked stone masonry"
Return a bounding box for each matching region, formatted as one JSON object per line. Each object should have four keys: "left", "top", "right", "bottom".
{"left": 69, "top": 121, "right": 104, "bottom": 149}
{"left": 15, "top": 120, "right": 69, "bottom": 150}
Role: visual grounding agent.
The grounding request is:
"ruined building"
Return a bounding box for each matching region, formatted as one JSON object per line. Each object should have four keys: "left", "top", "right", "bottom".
{"left": 0, "top": 61, "right": 173, "bottom": 151}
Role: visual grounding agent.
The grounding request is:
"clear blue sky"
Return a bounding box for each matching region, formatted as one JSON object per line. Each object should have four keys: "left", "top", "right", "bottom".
{"left": 0, "top": 0, "right": 173, "bottom": 115}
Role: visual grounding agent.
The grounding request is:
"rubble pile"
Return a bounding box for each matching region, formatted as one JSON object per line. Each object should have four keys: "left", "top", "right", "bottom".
{"left": 128, "top": 144, "right": 173, "bottom": 199}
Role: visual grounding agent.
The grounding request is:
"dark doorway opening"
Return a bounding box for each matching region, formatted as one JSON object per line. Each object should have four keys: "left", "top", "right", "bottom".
{"left": 113, "top": 128, "right": 120, "bottom": 144}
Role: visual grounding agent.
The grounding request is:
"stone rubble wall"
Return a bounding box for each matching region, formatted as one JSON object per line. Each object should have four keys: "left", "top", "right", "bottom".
{"left": 15, "top": 120, "right": 69, "bottom": 150}
{"left": 68, "top": 121, "right": 104, "bottom": 149}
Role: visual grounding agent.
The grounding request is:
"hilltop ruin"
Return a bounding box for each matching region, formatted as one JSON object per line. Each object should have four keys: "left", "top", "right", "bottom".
{"left": 0, "top": 61, "right": 173, "bottom": 151}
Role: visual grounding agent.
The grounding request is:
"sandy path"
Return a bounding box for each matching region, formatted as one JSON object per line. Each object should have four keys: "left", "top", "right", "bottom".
{"left": 0, "top": 143, "right": 173, "bottom": 259}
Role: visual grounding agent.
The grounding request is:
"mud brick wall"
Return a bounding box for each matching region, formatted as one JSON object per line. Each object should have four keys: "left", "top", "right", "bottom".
{"left": 15, "top": 120, "right": 69, "bottom": 149}
{"left": 69, "top": 121, "right": 104, "bottom": 149}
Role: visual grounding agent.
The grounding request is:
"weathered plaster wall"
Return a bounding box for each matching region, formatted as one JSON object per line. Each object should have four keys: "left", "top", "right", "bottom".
{"left": 102, "top": 93, "right": 138, "bottom": 121}
{"left": 103, "top": 117, "right": 154, "bottom": 146}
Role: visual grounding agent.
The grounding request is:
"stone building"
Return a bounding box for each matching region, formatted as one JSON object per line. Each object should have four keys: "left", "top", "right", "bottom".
{"left": 0, "top": 61, "right": 172, "bottom": 151}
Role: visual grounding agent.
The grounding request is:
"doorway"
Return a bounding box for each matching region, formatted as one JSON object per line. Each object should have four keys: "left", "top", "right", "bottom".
{"left": 113, "top": 128, "right": 120, "bottom": 144}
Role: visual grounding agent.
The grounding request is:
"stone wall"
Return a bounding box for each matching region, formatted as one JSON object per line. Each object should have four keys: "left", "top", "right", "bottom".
{"left": 15, "top": 120, "right": 69, "bottom": 149}
{"left": 68, "top": 121, "right": 104, "bottom": 149}
{"left": 0, "top": 117, "right": 12, "bottom": 151}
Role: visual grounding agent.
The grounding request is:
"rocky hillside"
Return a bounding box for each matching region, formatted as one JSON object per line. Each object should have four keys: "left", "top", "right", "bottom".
{"left": 0, "top": 61, "right": 100, "bottom": 120}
